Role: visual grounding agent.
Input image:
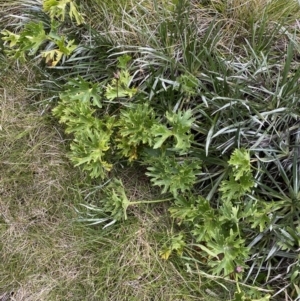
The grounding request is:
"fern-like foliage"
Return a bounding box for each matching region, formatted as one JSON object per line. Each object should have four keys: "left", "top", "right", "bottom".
{"left": 52, "top": 98, "right": 97, "bottom": 134}
{"left": 100, "top": 178, "right": 131, "bottom": 221}
{"left": 117, "top": 103, "right": 158, "bottom": 160}
{"left": 219, "top": 149, "right": 255, "bottom": 202}
{"left": 145, "top": 154, "right": 200, "bottom": 197}
{"left": 228, "top": 148, "right": 252, "bottom": 181}
{"left": 43, "top": 0, "right": 84, "bottom": 25}
{"left": 2, "top": 21, "right": 47, "bottom": 61}
{"left": 1, "top": 20, "right": 77, "bottom": 65}
{"left": 152, "top": 109, "right": 195, "bottom": 153}
{"left": 170, "top": 195, "right": 218, "bottom": 241}
{"left": 105, "top": 70, "right": 137, "bottom": 100}
{"left": 220, "top": 174, "right": 254, "bottom": 202}
{"left": 53, "top": 91, "right": 115, "bottom": 178}
{"left": 170, "top": 194, "right": 250, "bottom": 276}
{"left": 176, "top": 73, "right": 199, "bottom": 96}
{"left": 69, "top": 124, "right": 113, "bottom": 179}
{"left": 200, "top": 229, "right": 249, "bottom": 276}
{"left": 59, "top": 77, "right": 102, "bottom": 107}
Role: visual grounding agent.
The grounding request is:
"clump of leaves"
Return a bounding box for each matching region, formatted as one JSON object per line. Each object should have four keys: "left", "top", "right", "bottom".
{"left": 42, "top": 36, "right": 77, "bottom": 67}
{"left": 159, "top": 233, "right": 186, "bottom": 260}
{"left": 105, "top": 54, "right": 137, "bottom": 100}
{"left": 117, "top": 103, "right": 158, "bottom": 160}
{"left": 145, "top": 154, "right": 200, "bottom": 198}
{"left": 152, "top": 109, "right": 195, "bottom": 153}
{"left": 68, "top": 124, "right": 114, "bottom": 178}
{"left": 167, "top": 149, "right": 256, "bottom": 277}
{"left": 2, "top": 21, "right": 47, "bottom": 61}
{"left": 219, "top": 148, "right": 255, "bottom": 201}
{"left": 1, "top": 0, "right": 83, "bottom": 65}
{"left": 1, "top": 20, "right": 77, "bottom": 65}
{"left": 176, "top": 72, "right": 199, "bottom": 96}
{"left": 169, "top": 195, "right": 249, "bottom": 276}
{"left": 58, "top": 77, "right": 102, "bottom": 108}
{"left": 53, "top": 91, "right": 115, "bottom": 178}
{"left": 43, "top": 0, "right": 84, "bottom": 25}
{"left": 105, "top": 69, "right": 138, "bottom": 100}
{"left": 3, "top": 0, "right": 300, "bottom": 298}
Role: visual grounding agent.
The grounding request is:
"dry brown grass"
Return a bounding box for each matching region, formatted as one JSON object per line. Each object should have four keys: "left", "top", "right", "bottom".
{"left": 0, "top": 66, "right": 91, "bottom": 300}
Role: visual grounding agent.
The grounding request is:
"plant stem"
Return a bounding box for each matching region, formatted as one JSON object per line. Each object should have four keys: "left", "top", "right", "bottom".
{"left": 128, "top": 198, "right": 172, "bottom": 205}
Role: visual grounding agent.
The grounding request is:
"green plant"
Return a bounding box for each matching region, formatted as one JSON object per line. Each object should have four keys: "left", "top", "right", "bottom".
{"left": 3, "top": 0, "right": 300, "bottom": 299}
{"left": 2, "top": 21, "right": 47, "bottom": 61}
{"left": 116, "top": 103, "right": 157, "bottom": 160}
{"left": 77, "top": 178, "right": 171, "bottom": 227}
{"left": 152, "top": 109, "right": 195, "bottom": 153}
{"left": 159, "top": 233, "right": 186, "bottom": 260}
{"left": 43, "top": 0, "right": 84, "bottom": 25}
{"left": 168, "top": 150, "right": 252, "bottom": 275}
{"left": 105, "top": 55, "right": 137, "bottom": 100}
{"left": 145, "top": 154, "right": 200, "bottom": 198}
{"left": 219, "top": 149, "right": 255, "bottom": 202}
{"left": 1, "top": 20, "right": 78, "bottom": 64}
{"left": 52, "top": 86, "right": 115, "bottom": 178}
{"left": 0, "top": 74, "right": 207, "bottom": 300}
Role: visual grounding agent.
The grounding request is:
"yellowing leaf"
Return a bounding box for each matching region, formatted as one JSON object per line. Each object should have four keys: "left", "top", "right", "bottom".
{"left": 105, "top": 70, "right": 137, "bottom": 100}
{"left": 42, "top": 49, "right": 63, "bottom": 66}
{"left": 43, "top": 0, "right": 84, "bottom": 25}
{"left": 159, "top": 249, "right": 172, "bottom": 260}
{"left": 1, "top": 30, "right": 20, "bottom": 47}
{"left": 43, "top": 0, "right": 69, "bottom": 21}
{"left": 23, "top": 21, "right": 47, "bottom": 55}
{"left": 1, "top": 21, "right": 48, "bottom": 60}
{"left": 41, "top": 38, "right": 76, "bottom": 67}
{"left": 69, "top": 2, "right": 85, "bottom": 25}
{"left": 159, "top": 234, "right": 186, "bottom": 260}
